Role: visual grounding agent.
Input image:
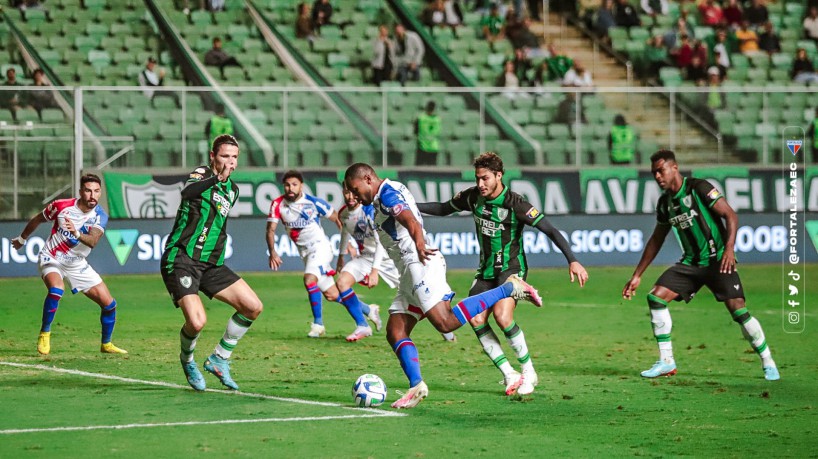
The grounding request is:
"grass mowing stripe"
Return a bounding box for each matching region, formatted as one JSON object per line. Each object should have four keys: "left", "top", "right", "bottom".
{"left": 0, "top": 413, "right": 401, "bottom": 435}
{"left": 0, "top": 362, "right": 406, "bottom": 414}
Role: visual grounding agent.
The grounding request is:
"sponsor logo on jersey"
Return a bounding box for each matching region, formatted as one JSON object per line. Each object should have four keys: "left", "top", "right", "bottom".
{"left": 786, "top": 139, "right": 802, "bottom": 156}
{"left": 525, "top": 208, "right": 540, "bottom": 219}
{"left": 123, "top": 181, "right": 183, "bottom": 218}
{"left": 707, "top": 188, "right": 722, "bottom": 201}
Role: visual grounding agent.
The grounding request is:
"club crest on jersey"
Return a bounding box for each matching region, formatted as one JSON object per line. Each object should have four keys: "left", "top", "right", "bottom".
{"left": 787, "top": 140, "right": 802, "bottom": 156}
{"left": 496, "top": 208, "right": 509, "bottom": 221}
{"left": 682, "top": 195, "right": 692, "bottom": 207}
{"left": 180, "top": 276, "right": 192, "bottom": 288}
{"left": 525, "top": 208, "right": 540, "bottom": 219}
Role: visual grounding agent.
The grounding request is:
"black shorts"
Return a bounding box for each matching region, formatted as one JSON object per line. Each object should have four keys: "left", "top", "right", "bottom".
{"left": 655, "top": 262, "right": 744, "bottom": 303}
{"left": 160, "top": 250, "right": 241, "bottom": 306}
{"left": 469, "top": 270, "right": 526, "bottom": 296}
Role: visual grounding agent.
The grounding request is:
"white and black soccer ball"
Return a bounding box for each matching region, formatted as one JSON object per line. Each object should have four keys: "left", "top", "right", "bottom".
{"left": 352, "top": 374, "right": 387, "bottom": 407}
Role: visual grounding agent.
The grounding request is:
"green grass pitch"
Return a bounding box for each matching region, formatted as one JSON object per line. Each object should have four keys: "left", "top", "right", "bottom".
{"left": 1, "top": 265, "right": 816, "bottom": 457}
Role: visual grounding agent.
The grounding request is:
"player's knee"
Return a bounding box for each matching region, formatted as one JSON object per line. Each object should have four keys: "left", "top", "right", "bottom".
{"left": 187, "top": 316, "right": 206, "bottom": 334}
{"left": 468, "top": 314, "right": 486, "bottom": 327}
{"left": 324, "top": 291, "right": 339, "bottom": 302}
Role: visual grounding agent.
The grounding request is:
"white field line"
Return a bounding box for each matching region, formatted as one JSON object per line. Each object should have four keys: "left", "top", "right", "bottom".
{"left": 0, "top": 414, "right": 397, "bottom": 435}
{"left": 0, "top": 361, "right": 403, "bottom": 434}
{"left": 547, "top": 302, "right": 808, "bottom": 316}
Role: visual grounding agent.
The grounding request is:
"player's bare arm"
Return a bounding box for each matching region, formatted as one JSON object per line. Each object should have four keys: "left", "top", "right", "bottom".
{"left": 12, "top": 212, "right": 47, "bottom": 249}
{"left": 710, "top": 198, "right": 739, "bottom": 274}
{"left": 265, "top": 221, "right": 283, "bottom": 270}
{"left": 532, "top": 216, "right": 588, "bottom": 287}
{"left": 623, "top": 223, "right": 671, "bottom": 300}
{"left": 63, "top": 219, "right": 103, "bottom": 248}
{"left": 394, "top": 209, "right": 436, "bottom": 264}
{"left": 328, "top": 211, "right": 343, "bottom": 230}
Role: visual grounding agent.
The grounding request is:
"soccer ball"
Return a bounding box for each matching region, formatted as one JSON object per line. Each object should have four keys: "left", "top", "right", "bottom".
{"left": 352, "top": 374, "right": 387, "bottom": 407}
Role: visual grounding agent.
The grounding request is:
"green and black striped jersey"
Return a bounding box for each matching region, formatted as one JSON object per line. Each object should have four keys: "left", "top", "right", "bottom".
{"left": 163, "top": 166, "right": 239, "bottom": 267}
{"left": 656, "top": 177, "right": 726, "bottom": 267}
{"left": 449, "top": 185, "right": 544, "bottom": 279}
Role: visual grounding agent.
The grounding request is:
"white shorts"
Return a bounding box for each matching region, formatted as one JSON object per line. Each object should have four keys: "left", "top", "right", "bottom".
{"left": 342, "top": 256, "right": 400, "bottom": 289}
{"left": 389, "top": 252, "right": 454, "bottom": 320}
{"left": 299, "top": 239, "right": 336, "bottom": 292}
{"left": 38, "top": 252, "right": 102, "bottom": 293}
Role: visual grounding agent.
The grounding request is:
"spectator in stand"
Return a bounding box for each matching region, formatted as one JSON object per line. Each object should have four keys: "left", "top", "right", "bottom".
{"left": 743, "top": 0, "right": 768, "bottom": 28}
{"left": 805, "top": 7, "right": 818, "bottom": 46}
{"left": 614, "top": 0, "right": 641, "bottom": 28}
{"left": 496, "top": 60, "right": 527, "bottom": 98}
{"left": 394, "top": 24, "right": 425, "bottom": 86}
{"left": 553, "top": 93, "right": 587, "bottom": 124}
{"left": 204, "top": 37, "right": 244, "bottom": 79}
{"left": 722, "top": 0, "right": 743, "bottom": 30}
{"left": 609, "top": 114, "right": 636, "bottom": 164}
{"left": 692, "top": 39, "right": 708, "bottom": 63}
{"left": 672, "top": 34, "right": 694, "bottom": 68}
{"left": 545, "top": 44, "right": 574, "bottom": 80}
{"left": 735, "top": 20, "right": 759, "bottom": 54}
{"left": 480, "top": 4, "right": 506, "bottom": 49}
{"left": 640, "top": 0, "right": 669, "bottom": 23}
{"left": 310, "top": 0, "right": 351, "bottom": 33}
{"left": 296, "top": 2, "right": 316, "bottom": 41}
{"left": 698, "top": 0, "right": 724, "bottom": 27}
{"left": 646, "top": 35, "right": 670, "bottom": 77}
{"left": 512, "top": 48, "right": 534, "bottom": 86}
{"left": 711, "top": 28, "right": 734, "bottom": 68}
{"left": 562, "top": 60, "right": 593, "bottom": 87}
{"left": 506, "top": 16, "right": 544, "bottom": 57}
{"left": 595, "top": 0, "right": 617, "bottom": 42}
{"left": 686, "top": 55, "right": 709, "bottom": 85}
{"left": 0, "top": 67, "right": 21, "bottom": 121}
{"left": 27, "top": 68, "right": 58, "bottom": 121}
{"left": 137, "top": 57, "right": 181, "bottom": 108}
{"left": 422, "top": 0, "right": 446, "bottom": 30}
{"left": 791, "top": 47, "right": 818, "bottom": 84}
{"left": 204, "top": 103, "right": 234, "bottom": 151}
{"left": 700, "top": 67, "right": 725, "bottom": 129}
{"left": 758, "top": 21, "right": 781, "bottom": 55}
{"left": 415, "top": 101, "right": 441, "bottom": 166}
{"left": 663, "top": 16, "right": 694, "bottom": 50}
{"left": 371, "top": 25, "right": 395, "bottom": 86}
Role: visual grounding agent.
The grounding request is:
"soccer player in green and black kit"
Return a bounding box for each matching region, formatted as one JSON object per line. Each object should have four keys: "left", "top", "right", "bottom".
{"left": 418, "top": 152, "right": 588, "bottom": 395}
{"left": 161, "top": 134, "right": 264, "bottom": 391}
{"left": 622, "top": 149, "right": 779, "bottom": 381}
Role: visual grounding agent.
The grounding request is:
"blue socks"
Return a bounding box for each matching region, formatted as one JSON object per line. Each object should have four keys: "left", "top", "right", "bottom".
{"left": 306, "top": 283, "right": 323, "bottom": 325}
{"left": 338, "top": 288, "right": 369, "bottom": 327}
{"left": 41, "top": 287, "right": 63, "bottom": 332}
{"left": 393, "top": 338, "right": 422, "bottom": 387}
{"left": 100, "top": 300, "right": 117, "bottom": 344}
{"left": 451, "top": 283, "right": 513, "bottom": 325}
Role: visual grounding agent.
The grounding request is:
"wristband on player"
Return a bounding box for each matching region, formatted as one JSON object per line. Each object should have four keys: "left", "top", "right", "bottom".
{"left": 72, "top": 230, "right": 81, "bottom": 239}
{"left": 13, "top": 235, "right": 26, "bottom": 245}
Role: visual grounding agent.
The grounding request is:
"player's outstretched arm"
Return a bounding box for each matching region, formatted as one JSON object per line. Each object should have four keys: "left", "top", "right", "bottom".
{"left": 395, "top": 209, "right": 436, "bottom": 264}
{"left": 12, "top": 212, "right": 47, "bottom": 250}
{"left": 265, "top": 221, "right": 283, "bottom": 270}
{"left": 622, "top": 223, "right": 671, "bottom": 299}
{"left": 710, "top": 198, "right": 739, "bottom": 274}
{"left": 327, "top": 210, "right": 343, "bottom": 230}
{"left": 416, "top": 201, "right": 458, "bottom": 216}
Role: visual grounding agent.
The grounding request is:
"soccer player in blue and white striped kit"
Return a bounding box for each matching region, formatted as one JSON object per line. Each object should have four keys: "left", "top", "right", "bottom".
{"left": 344, "top": 163, "right": 543, "bottom": 409}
